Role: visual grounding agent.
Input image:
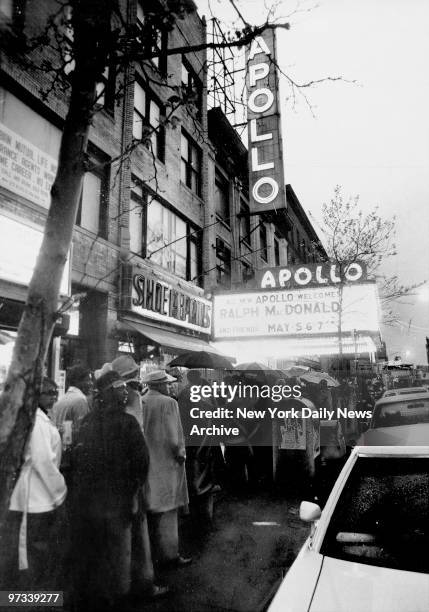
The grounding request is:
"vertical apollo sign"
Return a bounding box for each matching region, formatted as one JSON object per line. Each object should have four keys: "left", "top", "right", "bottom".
{"left": 246, "top": 29, "right": 286, "bottom": 213}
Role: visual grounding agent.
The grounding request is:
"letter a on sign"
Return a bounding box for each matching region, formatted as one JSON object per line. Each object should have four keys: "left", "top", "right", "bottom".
{"left": 248, "top": 36, "right": 271, "bottom": 60}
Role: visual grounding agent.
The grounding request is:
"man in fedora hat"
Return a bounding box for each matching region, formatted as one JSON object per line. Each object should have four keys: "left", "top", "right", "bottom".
{"left": 111, "top": 356, "right": 169, "bottom": 599}
{"left": 141, "top": 370, "right": 191, "bottom": 567}
{"left": 111, "top": 355, "right": 144, "bottom": 428}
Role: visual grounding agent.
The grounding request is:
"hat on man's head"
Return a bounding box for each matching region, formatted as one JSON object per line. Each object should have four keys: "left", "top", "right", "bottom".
{"left": 167, "top": 366, "right": 183, "bottom": 382}
{"left": 67, "top": 364, "right": 92, "bottom": 388}
{"left": 96, "top": 370, "right": 125, "bottom": 392}
{"left": 111, "top": 355, "right": 140, "bottom": 382}
{"left": 141, "top": 370, "right": 176, "bottom": 385}
{"left": 94, "top": 362, "right": 112, "bottom": 380}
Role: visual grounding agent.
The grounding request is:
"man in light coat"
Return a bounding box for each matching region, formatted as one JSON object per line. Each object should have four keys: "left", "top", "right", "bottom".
{"left": 51, "top": 364, "right": 93, "bottom": 443}
{"left": 142, "top": 370, "right": 190, "bottom": 566}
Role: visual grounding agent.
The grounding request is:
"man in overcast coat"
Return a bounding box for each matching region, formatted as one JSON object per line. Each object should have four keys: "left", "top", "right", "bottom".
{"left": 141, "top": 370, "right": 191, "bottom": 566}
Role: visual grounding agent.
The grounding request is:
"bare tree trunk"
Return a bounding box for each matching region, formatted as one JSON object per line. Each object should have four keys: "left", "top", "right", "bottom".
{"left": 0, "top": 0, "right": 112, "bottom": 527}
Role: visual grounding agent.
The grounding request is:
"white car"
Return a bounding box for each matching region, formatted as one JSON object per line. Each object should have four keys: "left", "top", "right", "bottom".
{"left": 269, "top": 446, "right": 429, "bottom": 612}
{"left": 382, "top": 386, "right": 429, "bottom": 398}
{"left": 369, "top": 392, "right": 429, "bottom": 430}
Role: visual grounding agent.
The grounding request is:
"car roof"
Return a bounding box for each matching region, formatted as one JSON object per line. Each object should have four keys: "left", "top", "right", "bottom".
{"left": 375, "top": 391, "right": 429, "bottom": 406}
{"left": 353, "top": 443, "right": 429, "bottom": 456}
{"left": 383, "top": 386, "right": 428, "bottom": 395}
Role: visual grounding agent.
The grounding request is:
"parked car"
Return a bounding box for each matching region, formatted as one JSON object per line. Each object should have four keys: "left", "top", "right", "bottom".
{"left": 369, "top": 391, "right": 429, "bottom": 429}
{"left": 269, "top": 446, "right": 429, "bottom": 612}
{"left": 382, "top": 386, "right": 429, "bottom": 398}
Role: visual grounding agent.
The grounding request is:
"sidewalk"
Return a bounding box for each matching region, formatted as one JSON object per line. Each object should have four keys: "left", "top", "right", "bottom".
{"left": 141, "top": 492, "right": 308, "bottom": 612}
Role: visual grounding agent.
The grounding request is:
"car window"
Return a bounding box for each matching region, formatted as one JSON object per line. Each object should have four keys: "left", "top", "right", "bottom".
{"left": 372, "top": 399, "right": 429, "bottom": 428}
{"left": 321, "top": 457, "right": 429, "bottom": 573}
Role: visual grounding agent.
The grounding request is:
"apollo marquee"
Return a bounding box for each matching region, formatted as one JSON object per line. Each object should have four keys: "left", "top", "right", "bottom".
{"left": 212, "top": 262, "right": 380, "bottom": 343}
{"left": 256, "top": 262, "right": 367, "bottom": 289}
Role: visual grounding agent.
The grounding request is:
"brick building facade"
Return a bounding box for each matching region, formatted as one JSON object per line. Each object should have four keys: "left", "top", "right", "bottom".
{"left": 0, "top": 0, "right": 328, "bottom": 384}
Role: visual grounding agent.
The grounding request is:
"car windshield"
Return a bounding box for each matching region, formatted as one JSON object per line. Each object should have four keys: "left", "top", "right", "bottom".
{"left": 321, "top": 457, "right": 429, "bottom": 573}
{"left": 371, "top": 399, "right": 429, "bottom": 428}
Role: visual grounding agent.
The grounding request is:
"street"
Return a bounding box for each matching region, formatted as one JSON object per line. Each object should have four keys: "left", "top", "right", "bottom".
{"left": 142, "top": 491, "right": 308, "bottom": 612}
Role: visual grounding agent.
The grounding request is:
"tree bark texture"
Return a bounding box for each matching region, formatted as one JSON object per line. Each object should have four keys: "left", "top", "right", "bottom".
{"left": 0, "top": 0, "right": 113, "bottom": 527}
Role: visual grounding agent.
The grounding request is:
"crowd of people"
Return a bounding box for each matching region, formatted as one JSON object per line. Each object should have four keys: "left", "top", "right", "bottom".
{"left": 1, "top": 359, "right": 393, "bottom": 609}
{"left": 0, "top": 357, "right": 213, "bottom": 611}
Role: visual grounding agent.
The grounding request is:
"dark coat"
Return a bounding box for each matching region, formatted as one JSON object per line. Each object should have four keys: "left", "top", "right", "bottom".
{"left": 74, "top": 406, "right": 149, "bottom": 522}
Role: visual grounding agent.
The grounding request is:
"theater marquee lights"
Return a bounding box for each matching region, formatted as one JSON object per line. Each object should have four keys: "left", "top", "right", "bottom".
{"left": 212, "top": 283, "right": 380, "bottom": 340}
{"left": 246, "top": 30, "right": 286, "bottom": 214}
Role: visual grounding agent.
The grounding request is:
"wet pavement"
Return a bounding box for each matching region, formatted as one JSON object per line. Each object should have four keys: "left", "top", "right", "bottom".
{"left": 142, "top": 491, "right": 309, "bottom": 612}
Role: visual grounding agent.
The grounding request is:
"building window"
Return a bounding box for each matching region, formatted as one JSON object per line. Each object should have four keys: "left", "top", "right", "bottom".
{"left": 133, "top": 82, "right": 164, "bottom": 161}
{"left": 216, "top": 238, "right": 231, "bottom": 288}
{"left": 301, "top": 238, "right": 306, "bottom": 261}
{"left": 303, "top": 241, "right": 308, "bottom": 262}
{"left": 129, "top": 178, "right": 145, "bottom": 255}
{"left": 295, "top": 230, "right": 302, "bottom": 260}
{"left": 76, "top": 153, "right": 109, "bottom": 237}
{"left": 136, "top": 2, "right": 167, "bottom": 73}
{"left": 0, "top": 0, "right": 13, "bottom": 19}
{"left": 259, "top": 224, "right": 268, "bottom": 262}
{"left": 62, "top": 5, "right": 75, "bottom": 75}
{"left": 181, "top": 56, "right": 203, "bottom": 119}
{"left": 239, "top": 199, "right": 251, "bottom": 246}
{"left": 241, "top": 260, "right": 253, "bottom": 283}
{"left": 189, "top": 238, "right": 199, "bottom": 283}
{"left": 0, "top": 0, "right": 24, "bottom": 25}
{"left": 181, "top": 131, "right": 202, "bottom": 196}
{"left": 144, "top": 195, "right": 200, "bottom": 283}
{"left": 60, "top": 5, "right": 114, "bottom": 107}
{"left": 95, "top": 61, "right": 116, "bottom": 112}
{"left": 215, "top": 169, "right": 230, "bottom": 223}
{"left": 274, "top": 233, "right": 281, "bottom": 266}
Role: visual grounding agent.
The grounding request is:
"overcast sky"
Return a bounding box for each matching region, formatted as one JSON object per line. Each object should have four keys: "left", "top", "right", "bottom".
{"left": 199, "top": 0, "right": 429, "bottom": 363}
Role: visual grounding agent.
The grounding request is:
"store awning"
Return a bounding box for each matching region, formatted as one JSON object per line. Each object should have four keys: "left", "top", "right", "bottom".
{"left": 117, "top": 318, "right": 219, "bottom": 355}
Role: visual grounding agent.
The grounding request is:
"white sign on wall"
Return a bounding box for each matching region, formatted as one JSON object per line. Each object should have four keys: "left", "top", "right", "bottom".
{"left": 122, "top": 265, "right": 212, "bottom": 334}
{"left": 213, "top": 283, "right": 379, "bottom": 339}
{"left": 0, "top": 213, "right": 70, "bottom": 295}
{"left": 0, "top": 122, "right": 57, "bottom": 208}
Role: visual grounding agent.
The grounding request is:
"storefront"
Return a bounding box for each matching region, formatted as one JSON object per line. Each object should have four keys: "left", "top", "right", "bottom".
{"left": 117, "top": 263, "right": 215, "bottom": 372}
{"left": 0, "top": 211, "right": 70, "bottom": 389}
{"left": 58, "top": 287, "right": 112, "bottom": 371}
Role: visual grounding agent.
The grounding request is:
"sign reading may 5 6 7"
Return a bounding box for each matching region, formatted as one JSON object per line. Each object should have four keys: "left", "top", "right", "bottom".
{"left": 213, "top": 284, "right": 380, "bottom": 340}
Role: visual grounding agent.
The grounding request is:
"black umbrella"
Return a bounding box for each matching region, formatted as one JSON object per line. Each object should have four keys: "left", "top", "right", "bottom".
{"left": 234, "top": 362, "right": 285, "bottom": 383}
{"left": 167, "top": 350, "right": 234, "bottom": 369}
